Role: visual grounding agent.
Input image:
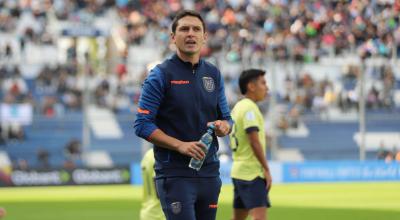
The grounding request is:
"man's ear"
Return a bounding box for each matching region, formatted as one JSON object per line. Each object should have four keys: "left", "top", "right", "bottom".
{"left": 246, "top": 82, "right": 255, "bottom": 94}
{"left": 170, "top": 32, "right": 175, "bottom": 43}
{"left": 203, "top": 32, "right": 208, "bottom": 44}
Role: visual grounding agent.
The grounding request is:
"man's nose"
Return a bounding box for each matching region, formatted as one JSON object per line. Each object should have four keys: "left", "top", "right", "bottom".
{"left": 188, "top": 28, "right": 196, "bottom": 35}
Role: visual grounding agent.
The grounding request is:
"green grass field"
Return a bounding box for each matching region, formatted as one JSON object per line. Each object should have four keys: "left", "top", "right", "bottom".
{"left": 0, "top": 182, "right": 399, "bottom": 220}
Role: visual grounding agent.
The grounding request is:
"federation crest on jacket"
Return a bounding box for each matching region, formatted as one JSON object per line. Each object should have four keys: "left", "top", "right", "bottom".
{"left": 170, "top": 201, "right": 182, "bottom": 214}
{"left": 202, "top": 76, "right": 215, "bottom": 92}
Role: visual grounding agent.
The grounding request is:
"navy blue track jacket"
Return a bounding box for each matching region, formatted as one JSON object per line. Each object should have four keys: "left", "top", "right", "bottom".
{"left": 134, "top": 54, "right": 233, "bottom": 178}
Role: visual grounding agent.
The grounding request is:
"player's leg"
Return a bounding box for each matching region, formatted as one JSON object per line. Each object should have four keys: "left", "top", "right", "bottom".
{"left": 232, "top": 178, "right": 249, "bottom": 220}
{"left": 232, "top": 177, "right": 271, "bottom": 220}
{"left": 195, "top": 177, "right": 222, "bottom": 220}
{"left": 232, "top": 208, "right": 249, "bottom": 220}
{"left": 155, "top": 177, "right": 197, "bottom": 220}
{"left": 248, "top": 207, "right": 266, "bottom": 220}
{"left": 248, "top": 177, "right": 271, "bottom": 220}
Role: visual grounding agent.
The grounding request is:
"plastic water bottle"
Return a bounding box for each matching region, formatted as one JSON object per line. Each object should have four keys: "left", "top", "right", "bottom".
{"left": 188, "top": 124, "right": 215, "bottom": 171}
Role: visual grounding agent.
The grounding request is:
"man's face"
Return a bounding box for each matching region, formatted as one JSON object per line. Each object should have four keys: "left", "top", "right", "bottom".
{"left": 252, "top": 75, "right": 269, "bottom": 101}
{"left": 171, "top": 16, "right": 207, "bottom": 56}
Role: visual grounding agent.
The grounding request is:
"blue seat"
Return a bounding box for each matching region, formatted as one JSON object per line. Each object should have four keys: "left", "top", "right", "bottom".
{"left": 279, "top": 115, "right": 400, "bottom": 160}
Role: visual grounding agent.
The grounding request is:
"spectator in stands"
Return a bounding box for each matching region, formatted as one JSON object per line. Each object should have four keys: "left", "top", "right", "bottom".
{"left": 0, "top": 126, "right": 5, "bottom": 146}
{"left": 1, "top": 123, "right": 25, "bottom": 142}
{"left": 385, "top": 152, "right": 394, "bottom": 163}
{"left": 66, "top": 42, "right": 77, "bottom": 63}
{"left": 64, "top": 139, "right": 82, "bottom": 168}
{"left": 4, "top": 42, "right": 12, "bottom": 60}
{"left": 37, "top": 148, "right": 50, "bottom": 169}
{"left": 63, "top": 160, "right": 76, "bottom": 170}
{"left": 288, "top": 106, "right": 301, "bottom": 129}
{"left": 377, "top": 141, "right": 389, "bottom": 160}
{"left": 277, "top": 114, "right": 289, "bottom": 133}
{"left": 366, "top": 86, "right": 380, "bottom": 109}
{"left": 1, "top": 66, "right": 28, "bottom": 103}
{"left": 41, "top": 96, "right": 57, "bottom": 118}
{"left": 64, "top": 139, "right": 81, "bottom": 159}
{"left": 0, "top": 168, "right": 12, "bottom": 186}
{"left": 19, "top": 35, "right": 26, "bottom": 57}
{"left": 394, "top": 147, "right": 400, "bottom": 162}
{"left": 15, "top": 159, "right": 28, "bottom": 170}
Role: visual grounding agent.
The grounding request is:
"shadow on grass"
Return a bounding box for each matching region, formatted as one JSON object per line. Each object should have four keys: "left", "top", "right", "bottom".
{"left": 1, "top": 200, "right": 140, "bottom": 220}
{"left": 2, "top": 200, "right": 399, "bottom": 220}
{"left": 217, "top": 203, "right": 400, "bottom": 220}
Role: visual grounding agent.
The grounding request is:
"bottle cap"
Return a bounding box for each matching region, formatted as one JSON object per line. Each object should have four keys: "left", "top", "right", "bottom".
{"left": 208, "top": 123, "right": 215, "bottom": 130}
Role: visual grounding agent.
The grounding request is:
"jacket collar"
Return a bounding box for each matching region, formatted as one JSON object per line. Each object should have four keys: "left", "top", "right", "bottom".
{"left": 171, "top": 53, "right": 202, "bottom": 69}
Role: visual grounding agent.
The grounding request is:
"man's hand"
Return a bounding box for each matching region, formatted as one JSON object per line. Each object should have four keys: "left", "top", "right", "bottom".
{"left": 208, "top": 120, "right": 231, "bottom": 137}
{"left": 176, "top": 141, "right": 206, "bottom": 160}
{"left": 264, "top": 170, "right": 272, "bottom": 192}
{"left": 0, "top": 207, "right": 6, "bottom": 219}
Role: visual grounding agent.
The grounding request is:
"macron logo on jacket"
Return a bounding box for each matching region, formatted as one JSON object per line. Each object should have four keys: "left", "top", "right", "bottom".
{"left": 171, "top": 80, "right": 190, "bottom": 85}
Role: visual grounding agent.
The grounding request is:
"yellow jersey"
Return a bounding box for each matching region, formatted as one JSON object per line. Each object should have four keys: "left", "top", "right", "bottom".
{"left": 229, "top": 98, "right": 266, "bottom": 181}
{"left": 140, "top": 149, "right": 165, "bottom": 220}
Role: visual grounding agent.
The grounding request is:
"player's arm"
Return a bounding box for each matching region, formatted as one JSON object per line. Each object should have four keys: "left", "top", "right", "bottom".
{"left": 134, "top": 68, "right": 205, "bottom": 160}
{"left": 148, "top": 129, "right": 205, "bottom": 160}
{"left": 214, "top": 70, "right": 234, "bottom": 137}
{"left": 247, "top": 129, "right": 272, "bottom": 191}
{"left": 207, "top": 120, "right": 231, "bottom": 137}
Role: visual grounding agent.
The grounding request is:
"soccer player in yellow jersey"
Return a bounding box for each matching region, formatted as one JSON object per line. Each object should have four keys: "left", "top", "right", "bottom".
{"left": 229, "top": 69, "right": 272, "bottom": 220}
{"left": 140, "top": 149, "right": 165, "bottom": 220}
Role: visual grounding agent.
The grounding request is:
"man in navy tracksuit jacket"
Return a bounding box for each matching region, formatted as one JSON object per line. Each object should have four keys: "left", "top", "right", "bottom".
{"left": 134, "top": 10, "right": 233, "bottom": 220}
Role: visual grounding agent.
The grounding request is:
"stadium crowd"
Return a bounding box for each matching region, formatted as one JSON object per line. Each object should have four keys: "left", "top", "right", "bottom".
{"left": 0, "top": 0, "right": 399, "bottom": 150}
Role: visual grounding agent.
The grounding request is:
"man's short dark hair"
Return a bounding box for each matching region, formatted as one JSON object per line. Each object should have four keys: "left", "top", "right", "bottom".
{"left": 239, "top": 69, "right": 266, "bottom": 95}
{"left": 171, "top": 10, "right": 206, "bottom": 33}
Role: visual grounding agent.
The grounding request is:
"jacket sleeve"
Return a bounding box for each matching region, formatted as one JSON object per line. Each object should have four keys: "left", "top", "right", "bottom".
{"left": 134, "top": 67, "right": 165, "bottom": 139}
{"left": 216, "top": 70, "right": 234, "bottom": 129}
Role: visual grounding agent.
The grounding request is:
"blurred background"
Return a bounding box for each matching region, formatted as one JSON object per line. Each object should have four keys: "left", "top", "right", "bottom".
{"left": 0, "top": 0, "right": 399, "bottom": 187}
